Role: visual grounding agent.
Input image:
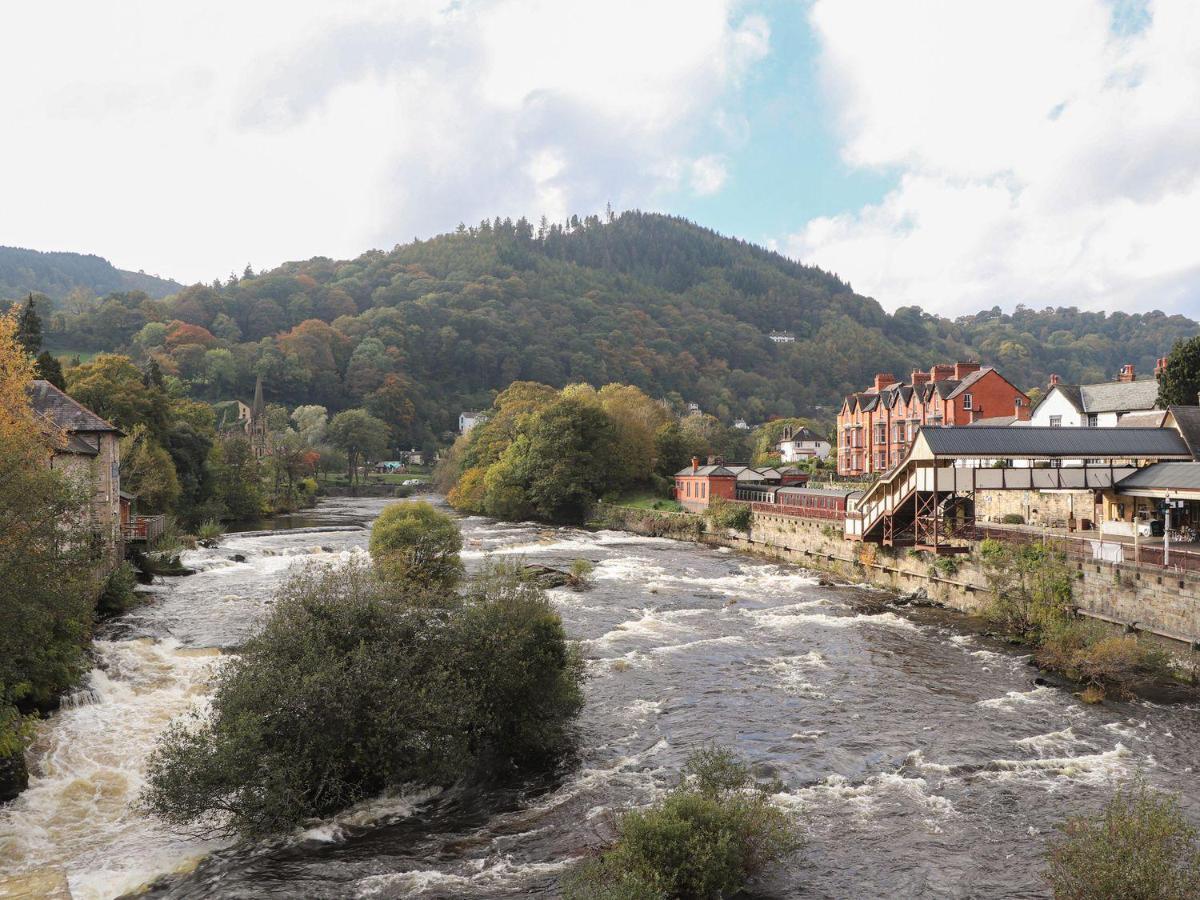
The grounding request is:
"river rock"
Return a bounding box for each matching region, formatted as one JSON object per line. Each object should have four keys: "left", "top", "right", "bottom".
{"left": 0, "top": 866, "right": 73, "bottom": 899}
{"left": 0, "top": 752, "right": 27, "bottom": 803}
{"left": 521, "top": 564, "right": 576, "bottom": 589}
{"left": 893, "top": 588, "right": 931, "bottom": 607}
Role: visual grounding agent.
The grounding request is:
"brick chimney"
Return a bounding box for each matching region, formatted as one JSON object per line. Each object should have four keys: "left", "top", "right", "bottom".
{"left": 691, "top": 456, "right": 699, "bottom": 473}
{"left": 910, "top": 368, "right": 931, "bottom": 386}
{"left": 1155, "top": 356, "right": 1168, "bottom": 378}
{"left": 954, "top": 361, "right": 981, "bottom": 379}
{"left": 1048, "top": 373, "right": 1061, "bottom": 386}
{"left": 1015, "top": 397, "right": 1031, "bottom": 421}
{"left": 1117, "top": 363, "right": 1135, "bottom": 383}
{"left": 930, "top": 365, "right": 955, "bottom": 382}
{"left": 873, "top": 373, "right": 897, "bottom": 392}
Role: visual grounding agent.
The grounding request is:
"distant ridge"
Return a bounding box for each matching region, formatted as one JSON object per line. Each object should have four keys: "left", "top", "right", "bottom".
{"left": 0, "top": 245, "right": 181, "bottom": 301}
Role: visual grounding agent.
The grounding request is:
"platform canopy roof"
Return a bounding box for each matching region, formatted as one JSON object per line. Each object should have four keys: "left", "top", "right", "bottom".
{"left": 911, "top": 426, "right": 1192, "bottom": 461}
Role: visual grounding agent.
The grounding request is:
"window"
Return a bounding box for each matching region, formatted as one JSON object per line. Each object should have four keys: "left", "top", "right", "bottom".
{"left": 1087, "top": 414, "right": 1098, "bottom": 428}
{"left": 962, "top": 393, "right": 973, "bottom": 410}
{"left": 1049, "top": 415, "right": 1062, "bottom": 428}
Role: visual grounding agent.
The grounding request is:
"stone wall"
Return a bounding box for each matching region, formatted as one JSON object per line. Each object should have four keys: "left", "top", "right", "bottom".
{"left": 975, "top": 489, "right": 1093, "bottom": 527}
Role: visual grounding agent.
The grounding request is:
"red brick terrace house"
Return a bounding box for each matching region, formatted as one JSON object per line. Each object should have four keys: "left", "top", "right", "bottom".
{"left": 836, "top": 363, "right": 1029, "bottom": 477}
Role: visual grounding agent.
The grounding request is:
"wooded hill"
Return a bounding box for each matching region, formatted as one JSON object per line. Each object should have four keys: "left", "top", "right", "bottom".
{"left": 25, "top": 212, "right": 1200, "bottom": 442}
{"left": 0, "top": 245, "right": 181, "bottom": 301}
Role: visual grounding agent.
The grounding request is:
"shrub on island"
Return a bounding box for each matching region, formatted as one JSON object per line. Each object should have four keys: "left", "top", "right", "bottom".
{"left": 142, "top": 505, "right": 582, "bottom": 838}
{"left": 563, "top": 748, "right": 800, "bottom": 900}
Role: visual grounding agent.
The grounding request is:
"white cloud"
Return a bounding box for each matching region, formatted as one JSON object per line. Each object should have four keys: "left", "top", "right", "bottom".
{"left": 0, "top": 0, "right": 767, "bottom": 283}
{"left": 690, "top": 155, "right": 729, "bottom": 195}
{"left": 790, "top": 0, "right": 1200, "bottom": 316}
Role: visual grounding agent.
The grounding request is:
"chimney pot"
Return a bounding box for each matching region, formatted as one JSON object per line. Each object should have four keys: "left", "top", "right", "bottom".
{"left": 1117, "top": 364, "right": 1135, "bottom": 383}
{"left": 1049, "top": 373, "right": 1061, "bottom": 386}
{"left": 691, "top": 456, "right": 699, "bottom": 473}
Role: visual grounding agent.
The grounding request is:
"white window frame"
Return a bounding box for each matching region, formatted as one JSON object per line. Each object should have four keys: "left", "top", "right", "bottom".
{"left": 962, "top": 393, "right": 973, "bottom": 410}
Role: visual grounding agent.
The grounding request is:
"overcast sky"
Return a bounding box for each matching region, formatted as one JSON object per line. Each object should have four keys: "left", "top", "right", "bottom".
{"left": 3, "top": 0, "right": 1198, "bottom": 317}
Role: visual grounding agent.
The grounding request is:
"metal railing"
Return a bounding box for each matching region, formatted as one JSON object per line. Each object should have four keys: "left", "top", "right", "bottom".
{"left": 969, "top": 524, "right": 1200, "bottom": 575}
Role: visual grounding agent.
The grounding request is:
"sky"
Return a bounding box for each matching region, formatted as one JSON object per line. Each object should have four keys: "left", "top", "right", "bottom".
{"left": 2, "top": 0, "right": 1198, "bottom": 318}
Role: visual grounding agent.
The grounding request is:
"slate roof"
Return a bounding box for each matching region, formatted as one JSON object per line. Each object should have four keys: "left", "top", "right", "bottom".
{"left": 1079, "top": 379, "right": 1160, "bottom": 414}
{"left": 1118, "top": 410, "right": 1169, "bottom": 428}
{"left": 945, "top": 367, "right": 992, "bottom": 398}
{"left": 675, "top": 465, "right": 736, "bottom": 477}
{"left": 967, "top": 415, "right": 1018, "bottom": 427}
{"left": 777, "top": 485, "right": 862, "bottom": 498}
{"left": 63, "top": 433, "right": 100, "bottom": 455}
{"left": 29, "top": 380, "right": 120, "bottom": 434}
{"left": 1168, "top": 406, "right": 1200, "bottom": 459}
{"left": 1116, "top": 463, "right": 1200, "bottom": 492}
{"left": 918, "top": 426, "right": 1191, "bottom": 459}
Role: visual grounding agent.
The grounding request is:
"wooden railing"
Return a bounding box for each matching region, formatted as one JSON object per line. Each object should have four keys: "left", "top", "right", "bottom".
{"left": 122, "top": 514, "right": 166, "bottom": 544}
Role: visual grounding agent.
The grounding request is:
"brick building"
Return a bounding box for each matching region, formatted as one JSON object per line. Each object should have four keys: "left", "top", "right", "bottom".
{"left": 836, "top": 363, "right": 1028, "bottom": 477}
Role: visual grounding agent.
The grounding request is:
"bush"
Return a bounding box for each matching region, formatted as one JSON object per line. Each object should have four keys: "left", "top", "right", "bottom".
{"left": 196, "top": 519, "right": 224, "bottom": 548}
{"left": 563, "top": 748, "right": 800, "bottom": 900}
{"left": 1000, "top": 513, "right": 1025, "bottom": 525}
{"left": 369, "top": 501, "right": 464, "bottom": 589}
{"left": 704, "top": 498, "right": 752, "bottom": 532}
{"left": 1046, "top": 778, "right": 1200, "bottom": 899}
{"left": 570, "top": 558, "right": 596, "bottom": 584}
{"left": 1037, "top": 621, "right": 1174, "bottom": 701}
{"left": 97, "top": 561, "right": 140, "bottom": 617}
{"left": 141, "top": 558, "right": 583, "bottom": 838}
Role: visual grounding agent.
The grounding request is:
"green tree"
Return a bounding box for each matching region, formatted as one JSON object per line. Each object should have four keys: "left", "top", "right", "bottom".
{"left": 66, "top": 354, "right": 170, "bottom": 440}
{"left": 520, "top": 397, "right": 617, "bottom": 523}
{"left": 369, "top": 501, "right": 464, "bottom": 589}
{"left": 1158, "top": 336, "right": 1200, "bottom": 408}
{"left": 328, "top": 408, "right": 390, "bottom": 484}
{"left": 209, "top": 436, "right": 265, "bottom": 522}
{"left": 120, "top": 425, "right": 182, "bottom": 513}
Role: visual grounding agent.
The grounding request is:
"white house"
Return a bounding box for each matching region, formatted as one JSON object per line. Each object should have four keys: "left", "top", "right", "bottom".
{"left": 459, "top": 411, "right": 487, "bottom": 434}
{"left": 768, "top": 331, "right": 795, "bottom": 344}
{"left": 733, "top": 418, "right": 750, "bottom": 430}
{"left": 1028, "top": 366, "right": 1160, "bottom": 429}
{"left": 776, "top": 425, "right": 831, "bottom": 462}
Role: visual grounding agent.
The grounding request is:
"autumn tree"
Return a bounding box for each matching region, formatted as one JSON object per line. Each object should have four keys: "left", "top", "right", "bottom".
{"left": 0, "top": 312, "right": 96, "bottom": 790}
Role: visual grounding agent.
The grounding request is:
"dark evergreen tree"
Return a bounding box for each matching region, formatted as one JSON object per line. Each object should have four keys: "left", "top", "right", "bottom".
{"left": 15, "top": 294, "right": 41, "bottom": 355}
{"left": 35, "top": 351, "right": 65, "bottom": 389}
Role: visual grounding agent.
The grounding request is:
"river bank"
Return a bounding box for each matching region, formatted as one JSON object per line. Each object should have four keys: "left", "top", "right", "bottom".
{"left": 3, "top": 498, "right": 1199, "bottom": 898}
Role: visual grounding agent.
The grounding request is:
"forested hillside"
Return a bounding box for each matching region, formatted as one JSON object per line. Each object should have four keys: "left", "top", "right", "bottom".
{"left": 24, "top": 212, "right": 1199, "bottom": 445}
{"left": 0, "top": 246, "right": 181, "bottom": 301}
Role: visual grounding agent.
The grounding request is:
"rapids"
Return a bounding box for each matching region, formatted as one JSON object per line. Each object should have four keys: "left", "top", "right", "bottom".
{"left": 1, "top": 496, "right": 1197, "bottom": 898}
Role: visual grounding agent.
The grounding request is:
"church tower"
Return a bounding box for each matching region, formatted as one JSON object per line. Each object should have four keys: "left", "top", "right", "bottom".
{"left": 248, "top": 375, "right": 271, "bottom": 459}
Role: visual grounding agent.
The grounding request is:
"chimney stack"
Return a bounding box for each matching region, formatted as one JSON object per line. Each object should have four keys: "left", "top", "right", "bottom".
{"left": 930, "top": 365, "right": 955, "bottom": 383}
{"left": 1117, "top": 364, "right": 1135, "bottom": 383}
{"left": 691, "top": 456, "right": 699, "bottom": 473}
{"left": 873, "top": 373, "right": 897, "bottom": 392}
{"left": 1015, "top": 397, "right": 1031, "bottom": 422}
{"left": 1155, "top": 356, "right": 1168, "bottom": 378}
{"left": 1049, "top": 373, "right": 1061, "bottom": 386}
{"left": 910, "top": 368, "right": 931, "bottom": 386}
{"left": 954, "top": 361, "right": 981, "bottom": 380}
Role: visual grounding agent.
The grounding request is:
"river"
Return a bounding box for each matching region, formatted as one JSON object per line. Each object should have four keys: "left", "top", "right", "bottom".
{"left": 1, "top": 496, "right": 1197, "bottom": 899}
